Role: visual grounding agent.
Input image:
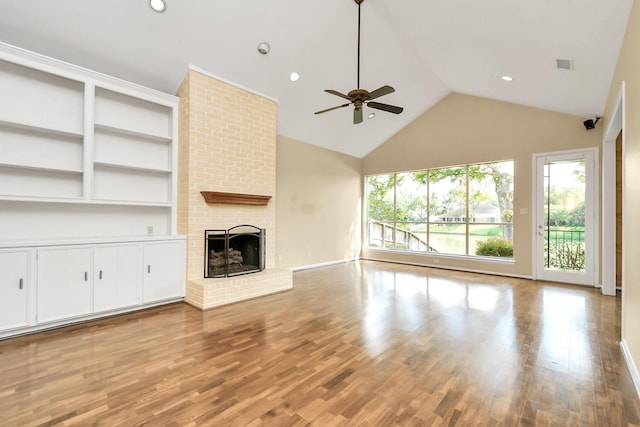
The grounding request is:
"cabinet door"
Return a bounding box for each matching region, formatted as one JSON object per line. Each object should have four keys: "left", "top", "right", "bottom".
{"left": 94, "top": 244, "right": 140, "bottom": 313}
{"left": 0, "top": 250, "right": 30, "bottom": 331}
{"left": 142, "top": 241, "right": 185, "bottom": 303}
{"left": 37, "top": 247, "right": 92, "bottom": 323}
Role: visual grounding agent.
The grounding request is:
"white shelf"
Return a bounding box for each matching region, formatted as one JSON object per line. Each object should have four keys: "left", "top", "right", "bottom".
{"left": 0, "top": 162, "right": 83, "bottom": 174}
{"left": 89, "top": 199, "right": 173, "bottom": 207}
{"left": 0, "top": 194, "right": 172, "bottom": 207}
{"left": 93, "top": 161, "right": 170, "bottom": 174}
{"left": 0, "top": 235, "right": 185, "bottom": 249}
{"left": 0, "top": 119, "right": 83, "bottom": 138}
{"left": 94, "top": 123, "right": 170, "bottom": 142}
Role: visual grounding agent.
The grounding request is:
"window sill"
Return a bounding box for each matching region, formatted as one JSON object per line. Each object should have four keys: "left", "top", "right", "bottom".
{"left": 363, "top": 247, "right": 515, "bottom": 264}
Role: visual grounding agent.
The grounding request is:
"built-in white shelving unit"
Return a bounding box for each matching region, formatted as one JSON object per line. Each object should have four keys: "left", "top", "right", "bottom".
{"left": 0, "top": 42, "right": 184, "bottom": 339}
{"left": 0, "top": 42, "right": 179, "bottom": 238}
{"left": 92, "top": 88, "right": 174, "bottom": 205}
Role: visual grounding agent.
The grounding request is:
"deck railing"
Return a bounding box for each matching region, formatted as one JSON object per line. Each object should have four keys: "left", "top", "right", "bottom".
{"left": 368, "top": 220, "right": 436, "bottom": 252}
{"left": 544, "top": 228, "right": 585, "bottom": 270}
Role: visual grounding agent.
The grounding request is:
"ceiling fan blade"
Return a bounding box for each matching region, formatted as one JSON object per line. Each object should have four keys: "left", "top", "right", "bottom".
{"left": 354, "top": 107, "right": 363, "bottom": 124}
{"left": 367, "top": 101, "right": 403, "bottom": 114}
{"left": 368, "top": 85, "right": 395, "bottom": 100}
{"left": 315, "top": 103, "right": 351, "bottom": 115}
{"left": 325, "top": 89, "right": 352, "bottom": 100}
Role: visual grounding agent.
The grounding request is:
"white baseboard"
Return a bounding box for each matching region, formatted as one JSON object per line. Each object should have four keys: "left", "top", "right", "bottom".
{"left": 290, "top": 258, "right": 357, "bottom": 272}
{"left": 621, "top": 339, "right": 640, "bottom": 399}
{"left": 359, "top": 256, "right": 534, "bottom": 280}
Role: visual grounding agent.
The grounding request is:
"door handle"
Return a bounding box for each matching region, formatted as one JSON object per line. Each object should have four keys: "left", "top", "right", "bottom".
{"left": 19, "top": 278, "right": 23, "bottom": 290}
{"left": 99, "top": 270, "right": 103, "bottom": 280}
{"left": 84, "top": 272, "right": 88, "bottom": 282}
{"left": 148, "top": 265, "right": 151, "bottom": 274}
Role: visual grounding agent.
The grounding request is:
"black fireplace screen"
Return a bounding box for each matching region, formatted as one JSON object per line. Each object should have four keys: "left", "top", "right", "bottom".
{"left": 205, "top": 225, "right": 265, "bottom": 278}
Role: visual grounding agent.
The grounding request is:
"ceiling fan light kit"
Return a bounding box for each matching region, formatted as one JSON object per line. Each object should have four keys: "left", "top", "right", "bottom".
{"left": 315, "top": 0, "right": 403, "bottom": 124}
{"left": 149, "top": 0, "right": 166, "bottom": 13}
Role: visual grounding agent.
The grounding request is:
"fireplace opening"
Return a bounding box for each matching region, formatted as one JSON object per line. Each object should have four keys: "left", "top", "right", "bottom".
{"left": 205, "top": 225, "right": 265, "bottom": 278}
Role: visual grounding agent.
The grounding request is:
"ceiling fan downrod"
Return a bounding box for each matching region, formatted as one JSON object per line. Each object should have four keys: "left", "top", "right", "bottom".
{"left": 356, "top": 0, "right": 363, "bottom": 89}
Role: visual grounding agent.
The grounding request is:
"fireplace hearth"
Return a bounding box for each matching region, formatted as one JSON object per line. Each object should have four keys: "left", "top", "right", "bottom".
{"left": 205, "top": 225, "right": 265, "bottom": 278}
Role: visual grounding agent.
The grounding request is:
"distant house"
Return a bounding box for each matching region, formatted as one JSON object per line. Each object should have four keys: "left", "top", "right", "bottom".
{"left": 439, "top": 203, "right": 500, "bottom": 223}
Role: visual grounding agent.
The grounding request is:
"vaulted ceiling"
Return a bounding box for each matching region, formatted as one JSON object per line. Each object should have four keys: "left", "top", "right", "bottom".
{"left": 0, "top": 0, "right": 632, "bottom": 157}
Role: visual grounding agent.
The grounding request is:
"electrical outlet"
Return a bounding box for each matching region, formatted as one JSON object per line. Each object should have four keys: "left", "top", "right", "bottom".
{"left": 147, "top": 226, "right": 153, "bottom": 235}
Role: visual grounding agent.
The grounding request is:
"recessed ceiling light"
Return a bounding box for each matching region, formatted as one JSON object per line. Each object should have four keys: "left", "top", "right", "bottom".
{"left": 368, "top": 112, "right": 375, "bottom": 119}
{"left": 289, "top": 72, "right": 300, "bottom": 82}
{"left": 501, "top": 75, "right": 513, "bottom": 82}
{"left": 150, "top": 0, "right": 166, "bottom": 12}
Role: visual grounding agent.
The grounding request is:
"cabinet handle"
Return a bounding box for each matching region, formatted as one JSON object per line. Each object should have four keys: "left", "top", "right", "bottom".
{"left": 99, "top": 270, "right": 103, "bottom": 280}
{"left": 19, "top": 278, "right": 23, "bottom": 290}
{"left": 84, "top": 272, "right": 88, "bottom": 282}
{"left": 148, "top": 265, "right": 151, "bottom": 274}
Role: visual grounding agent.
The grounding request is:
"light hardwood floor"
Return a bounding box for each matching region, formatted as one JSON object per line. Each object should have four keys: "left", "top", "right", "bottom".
{"left": 1, "top": 260, "right": 639, "bottom": 426}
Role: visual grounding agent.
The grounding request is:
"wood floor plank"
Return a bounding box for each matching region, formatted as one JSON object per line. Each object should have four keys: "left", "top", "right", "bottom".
{"left": 0, "top": 260, "right": 638, "bottom": 426}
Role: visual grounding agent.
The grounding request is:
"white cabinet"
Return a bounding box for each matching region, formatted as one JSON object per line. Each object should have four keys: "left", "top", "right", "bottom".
{"left": 93, "top": 244, "right": 140, "bottom": 313}
{"left": 0, "top": 250, "right": 30, "bottom": 331}
{"left": 0, "top": 237, "right": 185, "bottom": 337}
{"left": 143, "top": 241, "right": 185, "bottom": 303}
{"left": 37, "top": 247, "right": 92, "bottom": 323}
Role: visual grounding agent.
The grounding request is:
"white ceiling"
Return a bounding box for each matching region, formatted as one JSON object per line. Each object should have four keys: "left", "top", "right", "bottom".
{"left": 0, "top": 0, "right": 632, "bottom": 158}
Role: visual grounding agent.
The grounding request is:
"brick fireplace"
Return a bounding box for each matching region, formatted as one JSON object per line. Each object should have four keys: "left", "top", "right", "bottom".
{"left": 176, "top": 66, "right": 293, "bottom": 309}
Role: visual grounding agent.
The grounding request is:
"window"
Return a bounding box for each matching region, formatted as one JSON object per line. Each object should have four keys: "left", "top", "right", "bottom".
{"left": 366, "top": 161, "right": 514, "bottom": 258}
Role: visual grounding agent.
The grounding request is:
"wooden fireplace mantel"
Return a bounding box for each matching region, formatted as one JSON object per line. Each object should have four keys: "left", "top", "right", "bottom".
{"left": 200, "top": 191, "right": 272, "bottom": 206}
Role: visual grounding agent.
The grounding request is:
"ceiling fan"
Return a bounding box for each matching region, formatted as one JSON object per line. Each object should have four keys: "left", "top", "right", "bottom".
{"left": 315, "top": 0, "right": 403, "bottom": 124}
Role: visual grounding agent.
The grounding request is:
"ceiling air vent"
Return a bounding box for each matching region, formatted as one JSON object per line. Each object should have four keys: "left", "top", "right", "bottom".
{"left": 556, "top": 59, "right": 573, "bottom": 70}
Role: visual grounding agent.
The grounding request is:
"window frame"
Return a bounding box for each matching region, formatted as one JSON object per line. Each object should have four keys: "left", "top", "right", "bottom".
{"left": 365, "top": 160, "right": 514, "bottom": 259}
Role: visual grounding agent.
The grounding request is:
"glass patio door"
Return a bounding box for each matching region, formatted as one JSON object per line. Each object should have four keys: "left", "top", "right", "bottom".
{"left": 534, "top": 150, "right": 596, "bottom": 285}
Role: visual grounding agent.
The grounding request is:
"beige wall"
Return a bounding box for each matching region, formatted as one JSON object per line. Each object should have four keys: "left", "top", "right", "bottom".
{"left": 603, "top": 0, "right": 640, "bottom": 385}
{"left": 276, "top": 135, "right": 362, "bottom": 269}
{"left": 177, "top": 69, "right": 277, "bottom": 280}
{"left": 362, "top": 93, "right": 602, "bottom": 277}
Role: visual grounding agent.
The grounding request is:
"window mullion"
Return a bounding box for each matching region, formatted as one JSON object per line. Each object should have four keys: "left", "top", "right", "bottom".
{"left": 393, "top": 173, "right": 397, "bottom": 249}
{"left": 465, "top": 165, "right": 470, "bottom": 255}
{"left": 426, "top": 170, "right": 430, "bottom": 252}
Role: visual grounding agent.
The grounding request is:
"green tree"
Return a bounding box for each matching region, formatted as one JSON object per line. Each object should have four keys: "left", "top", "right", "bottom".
{"left": 413, "top": 163, "right": 513, "bottom": 235}
{"left": 397, "top": 190, "right": 427, "bottom": 222}
{"left": 472, "top": 164, "right": 514, "bottom": 225}
{"left": 367, "top": 174, "right": 397, "bottom": 221}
